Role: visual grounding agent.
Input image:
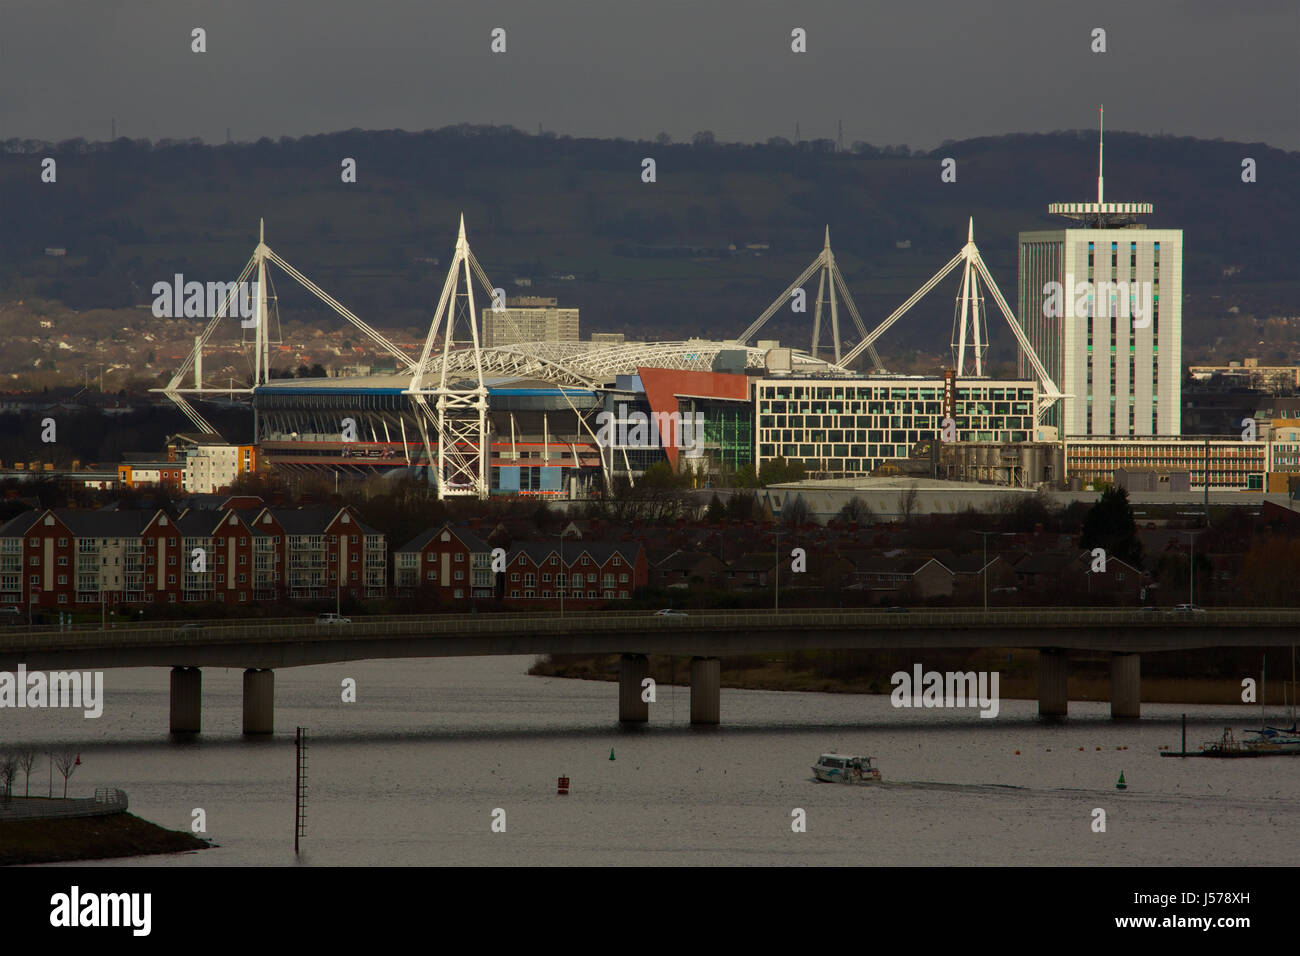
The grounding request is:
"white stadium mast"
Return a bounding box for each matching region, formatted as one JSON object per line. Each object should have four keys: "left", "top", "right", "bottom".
{"left": 734, "top": 226, "right": 884, "bottom": 371}
{"left": 838, "top": 218, "right": 1063, "bottom": 421}
{"left": 155, "top": 220, "right": 416, "bottom": 436}
{"left": 405, "top": 215, "right": 496, "bottom": 500}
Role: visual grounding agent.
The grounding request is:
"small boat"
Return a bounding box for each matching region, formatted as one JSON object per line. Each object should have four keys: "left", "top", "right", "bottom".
{"left": 1162, "top": 725, "right": 1300, "bottom": 758}
{"left": 1243, "top": 724, "right": 1300, "bottom": 754}
{"left": 812, "top": 753, "right": 881, "bottom": 783}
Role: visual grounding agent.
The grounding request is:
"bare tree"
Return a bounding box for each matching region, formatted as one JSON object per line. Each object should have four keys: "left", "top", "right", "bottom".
{"left": 54, "top": 749, "right": 78, "bottom": 798}
{"left": 0, "top": 754, "right": 16, "bottom": 802}
{"left": 898, "top": 483, "right": 920, "bottom": 526}
{"left": 16, "top": 749, "right": 36, "bottom": 797}
{"left": 837, "top": 496, "right": 875, "bottom": 526}
{"left": 781, "top": 494, "right": 810, "bottom": 527}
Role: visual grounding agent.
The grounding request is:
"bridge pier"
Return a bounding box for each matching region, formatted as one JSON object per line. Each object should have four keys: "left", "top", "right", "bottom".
{"left": 1110, "top": 653, "right": 1141, "bottom": 719}
{"left": 619, "top": 654, "right": 650, "bottom": 722}
{"left": 1037, "top": 649, "right": 1068, "bottom": 717}
{"left": 242, "top": 668, "right": 275, "bottom": 735}
{"left": 169, "top": 666, "right": 202, "bottom": 734}
{"left": 690, "top": 657, "right": 720, "bottom": 725}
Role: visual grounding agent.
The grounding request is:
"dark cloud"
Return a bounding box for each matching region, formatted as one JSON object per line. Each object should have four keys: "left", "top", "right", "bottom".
{"left": 1, "top": 0, "right": 1295, "bottom": 149}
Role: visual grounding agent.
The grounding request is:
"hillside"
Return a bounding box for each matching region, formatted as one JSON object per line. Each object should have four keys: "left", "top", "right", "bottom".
{"left": 0, "top": 127, "right": 1296, "bottom": 380}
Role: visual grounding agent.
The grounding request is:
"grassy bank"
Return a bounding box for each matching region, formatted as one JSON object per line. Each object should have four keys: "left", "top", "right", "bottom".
{"left": 530, "top": 649, "right": 1282, "bottom": 706}
{"left": 0, "top": 811, "right": 212, "bottom": 866}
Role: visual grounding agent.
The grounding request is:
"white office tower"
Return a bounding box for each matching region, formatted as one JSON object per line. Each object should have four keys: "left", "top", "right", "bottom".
{"left": 1017, "top": 109, "right": 1182, "bottom": 436}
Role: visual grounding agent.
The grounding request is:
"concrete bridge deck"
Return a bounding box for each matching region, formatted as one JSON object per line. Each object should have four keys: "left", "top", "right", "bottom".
{"left": 2, "top": 608, "right": 1293, "bottom": 732}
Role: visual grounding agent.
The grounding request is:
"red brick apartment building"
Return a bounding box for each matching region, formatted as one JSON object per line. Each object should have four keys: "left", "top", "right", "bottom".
{"left": 502, "top": 541, "right": 647, "bottom": 604}
{"left": 0, "top": 499, "right": 386, "bottom": 611}
{"left": 394, "top": 523, "right": 496, "bottom": 602}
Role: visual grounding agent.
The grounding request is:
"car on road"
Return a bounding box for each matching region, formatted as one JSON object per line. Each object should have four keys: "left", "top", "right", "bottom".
{"left": 1167, "top": 604, "right": 1207, "bottom": 616}
{"left": 882, "top": 606, "right": 910, "bottom": 613}
{"left": 653, "top": 609, "right": 688, "bottom": 617}
{"left": 174, "top": 622, "right": 204, "bottom": 637}
{"left": 316, "top": 612, "right": 352, "bottom": 625}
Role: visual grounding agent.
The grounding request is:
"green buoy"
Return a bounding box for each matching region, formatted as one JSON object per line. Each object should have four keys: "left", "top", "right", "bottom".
{"left": 1116, "top": 771, "right": 1127, "bottom": 790}
{"left": 609, "top": 748, "right": 615, "bottom": 761}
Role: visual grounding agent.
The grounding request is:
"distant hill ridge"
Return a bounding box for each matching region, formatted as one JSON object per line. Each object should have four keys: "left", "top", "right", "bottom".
{"left": 0, "top": 126, "right": 1295, "bottom": 351}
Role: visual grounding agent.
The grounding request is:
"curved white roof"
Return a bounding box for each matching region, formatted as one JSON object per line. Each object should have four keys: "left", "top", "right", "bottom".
{"left": 416, "top": 339, "right": 848, "bottom": 389}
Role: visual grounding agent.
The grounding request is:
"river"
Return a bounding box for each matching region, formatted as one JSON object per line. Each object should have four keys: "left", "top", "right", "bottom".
{"left": 4, "top": 656, "right": 1297, "bottom": 866}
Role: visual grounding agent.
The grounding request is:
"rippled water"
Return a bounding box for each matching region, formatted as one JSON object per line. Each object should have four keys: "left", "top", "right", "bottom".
{"left": 4, "top": 656, "right": 1297, "bottom": 866}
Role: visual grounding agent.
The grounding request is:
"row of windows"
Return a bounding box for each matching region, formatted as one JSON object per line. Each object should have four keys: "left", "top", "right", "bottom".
{"left": 508, "top": 590, "right": 628, "bottom": 599}
{"left": 509, "top": 572, "right": 628, "bottom": 585}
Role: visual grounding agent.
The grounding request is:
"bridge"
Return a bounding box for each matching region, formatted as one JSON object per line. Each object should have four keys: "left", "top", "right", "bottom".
{"left": 2, "top": 608, "right": 1295, "bottom": 732}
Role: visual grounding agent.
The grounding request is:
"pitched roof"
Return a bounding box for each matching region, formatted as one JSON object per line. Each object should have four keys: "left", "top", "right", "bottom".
{"left": 0, "top": 510, "right": 40, "bottom": 537}
{"left": 52, "top": 508, "right": 155, "bottom": 538}
{"left": 397, "top": 523, "right": 491, "bottom": 554}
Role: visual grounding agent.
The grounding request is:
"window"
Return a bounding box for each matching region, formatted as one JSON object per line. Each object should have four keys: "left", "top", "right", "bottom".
{"left": 454, "top": 589, "right": 463, "bottom": 599}
{"left": 168, "top": 575, "right": 176, "bottom": 584}
{"left": 57, "top": 537, "right": 67, "bottom": 547}
{"left": 619, "top": 573, "right": 628, "bottom": 583}
{"left": 58, "top": 594, "right": 67, "bottom": 604}
{"left": 511, "top": 573, "right": 520, "bottom": 582}
{"left": 28, "top": 556, "right": 38, "bottom": 567}
{"left": 168, "top": 556, "right": 176, "bottom": 566}
{"left": 550, "top": 556, "right": 558, "bottom": 566}
{"left": 525, "top": 573, "right": 536, "bottom": 586}
{"left": 427, "top": 570, "right": 437, "bottom": 580}
{"left": 582, "top": 557, "right": 590, "bottom": 566}
{"left": 455, "top": 553, "right": 464, "bottom": 562}
{"left": 57, "top": 575, "right": 66, "bottom": 585}
{"left": 542, "top": 573, "right": 550, "bottom": 583}
{"left": 351, "top": 535, "right": 359, "bottom": 544}
{"left": 29, "top": 575, "right": 37, "bottom": 585}
{"left": 612, "top": 556, "right": 621, "bottom": 567}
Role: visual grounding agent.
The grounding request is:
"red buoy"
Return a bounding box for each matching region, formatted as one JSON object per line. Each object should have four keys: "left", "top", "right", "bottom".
{"left": 557, "top": 775, "right": 570, "bottom": 795}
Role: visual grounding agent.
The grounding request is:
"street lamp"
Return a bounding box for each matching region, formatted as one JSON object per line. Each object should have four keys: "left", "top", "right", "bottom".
{"left": 1186, "top": 529, "right": 1204, "bottom": 607}
{"left": 774, "top": 522, "right": 781, "bottom": 612}
{"left": 557, "top": 525, "right": 576, "bottom": 617}
{"left": 970, "top": 531, "right": 996, "bottom": 613}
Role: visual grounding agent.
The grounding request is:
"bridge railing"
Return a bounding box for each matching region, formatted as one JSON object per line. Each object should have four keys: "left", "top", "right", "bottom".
{"left": 2, "top": 607, "right": 1299, "bottom": 654}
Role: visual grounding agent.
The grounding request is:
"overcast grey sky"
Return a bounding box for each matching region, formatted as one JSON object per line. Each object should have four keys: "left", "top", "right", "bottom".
{"left": 1, "top": 0, "right": 1296, "bottom": 150}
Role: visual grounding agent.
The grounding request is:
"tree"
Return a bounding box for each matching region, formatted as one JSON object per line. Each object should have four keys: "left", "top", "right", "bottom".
{"left": 0, "top": 754, "right": 15, "bottom": 802}
{"left": 705, "top": 493, "right": 726, "bottom": 523}
{"left": 1080, "top": 487, "right": 1145, "bottom": 569}
{"left": 837, "top": 496, "right": 874, "bottom": 526}
{"left": 691, "top": 130, "right": 716, "bottom": 148}
{"left": 897, "top": 483, "right": 920, "bottom": 525}
{"left": 54, "top": 749, "right": 78, "bottom": 798}
{"left": 16, "top": 749, "right": 36, "bottom": 797}
{"left": 782, "top": 494, "right": 810, "bottom": 526}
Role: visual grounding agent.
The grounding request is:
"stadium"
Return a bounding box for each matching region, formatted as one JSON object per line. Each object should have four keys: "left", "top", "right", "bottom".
{"left": 160, "top": 216, "right": 1062, "bottom": 498}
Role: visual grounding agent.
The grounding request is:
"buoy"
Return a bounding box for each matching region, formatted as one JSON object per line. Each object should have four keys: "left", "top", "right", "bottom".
{"left": 557, "top": 775, "right": 570, "bottom": 795}
{"left": 1116, "top": 771, "right": 1127, "bottom": 790}
{"left": 1014, "top": 750, "right": 1020, "bottom": 755}
{"left": 1079, "top": 746, "right": 1084, "bottom": 751}
{"left": 1122, "top": 746, "right": 1128, "bottom": 750}
{"left": 609, "top": 748, "right": 615, "bottom": 761}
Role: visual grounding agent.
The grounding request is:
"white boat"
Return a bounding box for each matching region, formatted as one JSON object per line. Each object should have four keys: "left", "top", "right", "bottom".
{"left": 812, "top": 753, "right": 881, "bottom": 784}
{"left": 1244, "top": 724, "right": 1300, "bottom": 754}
